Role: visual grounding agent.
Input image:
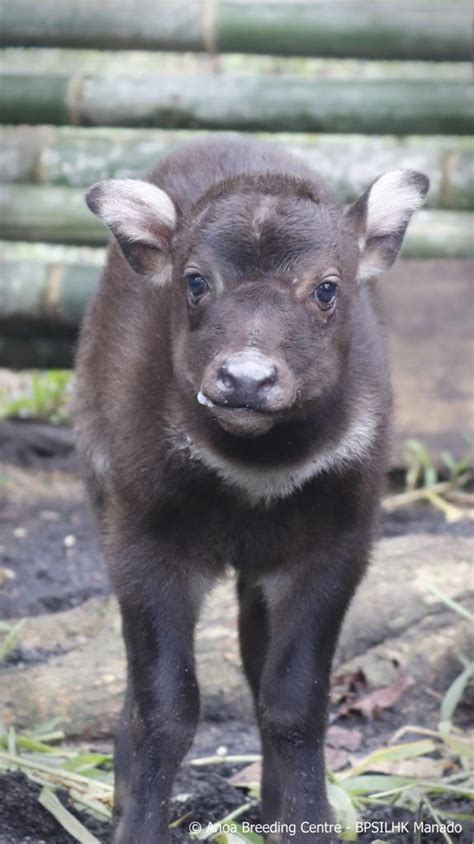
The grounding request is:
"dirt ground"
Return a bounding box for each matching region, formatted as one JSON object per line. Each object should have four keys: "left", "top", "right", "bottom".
{"left": 0, "top": 420, "right": 472, "bottom": 843}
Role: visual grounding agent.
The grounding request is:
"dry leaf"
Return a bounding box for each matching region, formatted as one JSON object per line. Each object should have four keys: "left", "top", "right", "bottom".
{"left": 229, "top": 760, "right": 261, "bottom": 788}
{"left": 327, "top": 725, "right": 363, "bottom": 751}
{"left": 335, "top": 672, "right": 413, "bottom": 720}
{"left": 368, "top": 756, "right": 445, "bottom": 778}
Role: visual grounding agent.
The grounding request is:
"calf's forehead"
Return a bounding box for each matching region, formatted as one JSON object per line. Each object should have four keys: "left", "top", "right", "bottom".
{"left": 186, "top": 192, "right": 346, "bottom": 278}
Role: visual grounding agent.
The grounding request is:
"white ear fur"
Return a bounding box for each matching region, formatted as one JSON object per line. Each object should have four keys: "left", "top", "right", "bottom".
{"left": 86, "top": 179, "right": 176, "bottom": 246}
{"left": 349, "top": 169, "right": 429, "bottom": 282}
{"left": 85, "top": 179, "right": 177, "bottom": 277}
{"left": 364, "top": 170, "right": 427, "bottom": 242}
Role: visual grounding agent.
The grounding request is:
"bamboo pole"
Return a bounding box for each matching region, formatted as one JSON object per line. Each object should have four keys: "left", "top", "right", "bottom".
{"left": 0, "top": 0, "right": 470, "bottom": 61}
{"left": 0, "top": 186, "right": 104, "bottom": 246}
{"left": 0, "top": 186, "right": 472, "bottom": 257}
{"left": 0, "top": 260, "right": 99, "bottom": 325}
{"left": 1, "top": 127, "right": 473, "bottom": 210}
{"left": 1, "top": 74, "right": 472, "bottom": 135}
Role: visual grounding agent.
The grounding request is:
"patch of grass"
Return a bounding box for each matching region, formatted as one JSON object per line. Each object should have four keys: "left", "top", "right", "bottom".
{"left": 0, "top": 723, "right": 114, "bottom": 839}
{"left": 404, "top": 438, "right": 474, "bottom": 492}
{"left": 384, "top": 438, "right": 474, "bottom": 521}
{"left": 0, "top": 370, "right": 73, "bottom": 424}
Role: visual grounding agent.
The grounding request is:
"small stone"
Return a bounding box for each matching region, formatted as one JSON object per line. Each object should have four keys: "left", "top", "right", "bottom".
{"left": 0, "top": 567, "right": 16, "bottom": 587}
{"left": 13, "top": 527, "right": 27, "bottom": 539}
{"left": 173, "top": 793, "right": 192, "bottom": 802}
{"left": 216, "top": 745, "right": 228, "bottom": 757}
{"left": 63, "top": 535, "right": 76, "bottom": 548}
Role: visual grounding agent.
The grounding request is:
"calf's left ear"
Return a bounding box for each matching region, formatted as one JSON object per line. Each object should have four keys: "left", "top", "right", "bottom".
{"left": 347, "top": 169, "right": 429, "bottom": 283}
{"left": 85, "top": 178, "right": 177, "bottom": 278}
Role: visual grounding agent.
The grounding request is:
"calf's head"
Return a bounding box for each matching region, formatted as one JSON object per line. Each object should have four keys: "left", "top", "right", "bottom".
{"left": 86, "top": 168, "right": 428, "bottom": 438}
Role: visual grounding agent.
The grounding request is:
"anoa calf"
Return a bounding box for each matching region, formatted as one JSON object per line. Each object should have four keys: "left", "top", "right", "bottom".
{"left": 75, "top": 137, "right": 428, "bottom": 843}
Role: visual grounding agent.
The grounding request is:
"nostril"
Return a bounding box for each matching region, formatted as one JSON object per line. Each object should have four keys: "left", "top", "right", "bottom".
{"left": 217, "top": 366, "right": 235, "bottom": 392}
{"left": 259, "top": 373, "right": 277, "bottom": 393}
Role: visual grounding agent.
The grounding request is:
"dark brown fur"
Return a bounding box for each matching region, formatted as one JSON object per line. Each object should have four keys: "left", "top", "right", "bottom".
{"left": 75, "top": 137, "right": 428, "bottom": 843}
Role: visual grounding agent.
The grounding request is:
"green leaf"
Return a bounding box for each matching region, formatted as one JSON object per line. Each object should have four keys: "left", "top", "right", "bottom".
{"left": 64, "top": 753, "right": 113, "bottom": 773}
{"left": 440, "top": 662, "right": 474, "bottom": 727}
{"left": 0, "top": 619, "right": 25, "bottom": 662}
{"left": 328, "top": 781, "right": 359, "bottom": 841}
{"left": 424, "top": 464, "right": 438, "bottom": 488}
{"left": 441, "top": 731, "right": 474, "bottom": 760}
{"left": 441, "top": 451, "right": 457, "bottom": 474}
{"left": 338, "top": 739, "right": 436, "bottom": 780}
{"left": 427, "top": 586, "right": 474, "bottom": 623}
{"left": 38, "top": 786, "right": 102, "bottom": 844}
{"left": 0, "top": 734, "right": 56, "bottom": 754}
{"left": 29, "top": 718, "right": 64, "bottom": 739}
{"left": 341, "top": 774, "right": 413, "bottom": 795}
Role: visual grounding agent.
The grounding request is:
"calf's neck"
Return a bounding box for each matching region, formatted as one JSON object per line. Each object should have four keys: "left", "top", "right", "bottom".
{"left": 75, "top": 137, "right": 428, "bottom": 843}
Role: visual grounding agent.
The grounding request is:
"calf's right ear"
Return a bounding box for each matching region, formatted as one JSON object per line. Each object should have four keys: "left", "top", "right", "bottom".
{"left": 85, "top": 179, "right": 177, "bottom": 279}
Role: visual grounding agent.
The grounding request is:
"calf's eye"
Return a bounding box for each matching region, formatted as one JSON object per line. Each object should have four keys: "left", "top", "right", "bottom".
{"left": 186, "top": 273, "right": 209, "bottom": 304}
{"left": 313, "top": 280, "right": 338, "bottom": 309}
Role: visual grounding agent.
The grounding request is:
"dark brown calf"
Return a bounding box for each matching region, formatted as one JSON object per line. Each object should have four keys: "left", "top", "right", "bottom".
{"left": 75, "top": 137, "right": 428, "bottom": 843}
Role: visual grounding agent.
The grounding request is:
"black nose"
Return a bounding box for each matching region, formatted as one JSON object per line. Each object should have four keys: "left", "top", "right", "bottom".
{"left": 217, "top": 351, "right": 277, "bottom": 409}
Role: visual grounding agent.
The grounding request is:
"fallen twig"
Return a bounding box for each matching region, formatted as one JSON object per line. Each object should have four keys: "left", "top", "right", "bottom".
{"left": 383, "top": 473, "right": 471, "bottom": 513}
{"left": 188, "top": 753, "right": 261, "bottom": 767}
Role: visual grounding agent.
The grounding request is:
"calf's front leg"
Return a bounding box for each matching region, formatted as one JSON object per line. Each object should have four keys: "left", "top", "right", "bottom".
{"left": 238, "top": 577, "right": 282, "bottom": 825}
{"left": 109, "top": 533, "right": 206, "bottom": 844}
{"left": 259, "top": 556, "right": 365, "bottom": 844}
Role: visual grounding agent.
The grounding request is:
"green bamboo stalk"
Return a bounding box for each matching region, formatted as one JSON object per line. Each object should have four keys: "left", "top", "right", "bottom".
{"left": 0, "top": 258, "right": 97, "bottom": 367}
{"left": 0, "top": 260, "right": 100, "bottom": 324}
{"left": 0, "top": 185, "right": 103, "bottom": 246}
{"left": 0, "top": 185, "right": 472, "bottom": 257}
{"left": 0, "top": 0, "right": 470, "bottom": 61}
{"left": 1, "top": 127, "right": 473, "bottom": 210}
{"left": 2, "top": 51, "right": 471, "bottom": 81}
{"left": 1, "top": 74, "right": 472, "bottom": 135}
{"left": 406, "top": 210, "right": 474, "bottom": 259}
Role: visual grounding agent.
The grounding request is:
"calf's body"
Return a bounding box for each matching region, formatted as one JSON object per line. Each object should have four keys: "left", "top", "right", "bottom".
{"left": 75, "top": 137, "right": 428, "bottom": 843}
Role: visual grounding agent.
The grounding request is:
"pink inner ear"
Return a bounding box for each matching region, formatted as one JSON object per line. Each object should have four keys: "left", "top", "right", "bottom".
{"left": 145, "top": 215, "right": 175, "bottom": 250}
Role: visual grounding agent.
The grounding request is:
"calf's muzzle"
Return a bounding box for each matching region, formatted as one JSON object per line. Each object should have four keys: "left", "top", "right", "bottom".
{"left": 199, "top": 349, "right": 296, "bottom": 413}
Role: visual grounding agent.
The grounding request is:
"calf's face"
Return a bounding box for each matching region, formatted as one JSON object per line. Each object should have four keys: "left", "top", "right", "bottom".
{"left": 86, "top": 169, "right": 428, "bottom": 438}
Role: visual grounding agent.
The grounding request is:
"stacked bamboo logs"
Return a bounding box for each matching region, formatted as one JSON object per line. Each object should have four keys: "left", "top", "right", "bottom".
{"left": 0, "top": 1, "right": 472, "bottom": 366}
